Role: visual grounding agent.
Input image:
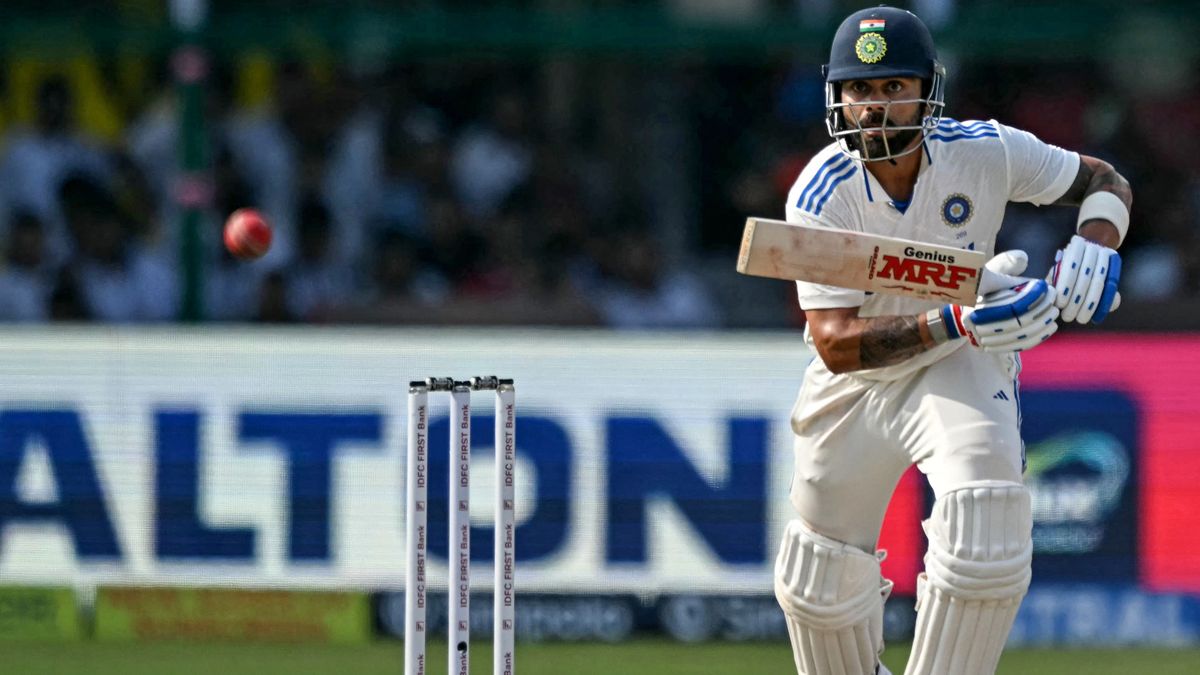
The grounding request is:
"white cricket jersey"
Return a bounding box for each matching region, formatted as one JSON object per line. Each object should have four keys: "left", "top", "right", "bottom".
{"left": 786, "top": 118, "right": 1080, "bottom": 381}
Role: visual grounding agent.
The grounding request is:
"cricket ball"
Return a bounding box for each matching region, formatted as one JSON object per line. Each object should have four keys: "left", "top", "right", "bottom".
{"left": 223, "top": 208, "right": 272, "bottom": 260}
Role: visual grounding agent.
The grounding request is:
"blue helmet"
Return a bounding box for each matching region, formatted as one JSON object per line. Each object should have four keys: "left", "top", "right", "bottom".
{"left": 822, "top": 5, "right": 946, "bottom": 161}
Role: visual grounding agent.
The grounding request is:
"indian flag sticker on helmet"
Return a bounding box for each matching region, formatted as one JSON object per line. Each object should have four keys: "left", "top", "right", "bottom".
{"left": 855, "top": 33, "right": 887, "bottom": 64}
{"left": 859, "top": 19, "right": 886, "bottom": 32}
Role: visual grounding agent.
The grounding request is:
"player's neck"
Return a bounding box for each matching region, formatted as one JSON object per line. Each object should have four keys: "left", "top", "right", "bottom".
{"left": 863, "top": 144, "right": 923, "bottom": 202}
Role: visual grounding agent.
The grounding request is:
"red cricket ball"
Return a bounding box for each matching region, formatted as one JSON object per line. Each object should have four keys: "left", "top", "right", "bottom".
{"left": 223, "top": 208, "right": 273, "bottom": 260}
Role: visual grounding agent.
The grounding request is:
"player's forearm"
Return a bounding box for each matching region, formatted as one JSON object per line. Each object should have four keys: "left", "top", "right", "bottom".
{"left": 1053, "top": 155, "right": 1132, "bottom": 248}
{"left": 1077, "top": 219, "right": 1121, "bottom": 248}
{"left": 814, "top": 313, "right": 935, "bottom": 373}
{"left": 1054, "top": 156, "right": 1132, "bottom": 209}
{"left": 859, "top": 314, "right": 935, "bottom": 369}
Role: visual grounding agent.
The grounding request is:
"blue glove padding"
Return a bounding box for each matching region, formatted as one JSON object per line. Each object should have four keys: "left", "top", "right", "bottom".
{"left": 1049, "top": 235, "right": 1122, "bottom": 324}
{"left": 943, "top": 277, "right": 1059, "bottom": 353}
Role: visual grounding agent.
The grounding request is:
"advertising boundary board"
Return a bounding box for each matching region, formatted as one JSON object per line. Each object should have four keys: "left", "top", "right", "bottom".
{"left": 0, "top": 585, "right": 81, "bottom": 640}
{"left": 0, "top": 328, "right": 1195, "bottom": 607}
{"left": 94, "top": 586, "right": 370, "bottom": 643}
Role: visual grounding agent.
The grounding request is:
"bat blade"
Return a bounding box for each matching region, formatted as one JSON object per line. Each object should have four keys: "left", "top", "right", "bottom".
{"left": 736, "top": 217, "right": 987, "bottom": 304}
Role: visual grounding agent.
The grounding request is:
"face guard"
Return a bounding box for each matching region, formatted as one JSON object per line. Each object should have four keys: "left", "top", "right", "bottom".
{"left": 824, "top": 63, "right": 946, "bottom": 162}
{"left": 822, "top": 6, "right": 946, "bottom": 162}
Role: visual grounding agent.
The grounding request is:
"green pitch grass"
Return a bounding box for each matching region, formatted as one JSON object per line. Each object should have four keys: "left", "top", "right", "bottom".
{"left": 2, "top": 639, "right": 1198, "bottom": 674}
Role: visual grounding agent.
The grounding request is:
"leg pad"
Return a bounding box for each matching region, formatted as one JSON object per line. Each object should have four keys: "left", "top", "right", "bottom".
{"left": 904, "top": 481, "right": 1033, "bottom": 675}
{"left": 775, "top": 519, "right": 893, "bottom": 675}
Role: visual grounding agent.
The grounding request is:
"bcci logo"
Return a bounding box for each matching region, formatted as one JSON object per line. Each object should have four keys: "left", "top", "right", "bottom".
{"left": 855, "top": 33, "right": 887, "bottom": 64}
{"left": 941, "top": 193, "right": 973, "bottom": 228}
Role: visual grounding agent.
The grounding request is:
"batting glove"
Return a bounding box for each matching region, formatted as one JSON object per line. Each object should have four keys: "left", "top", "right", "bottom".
{"left": 928, "top": 251, "right": 1060, "bottom": 353}
{"left": 1047, "top": 234, "right": 1122, "bottom": 324}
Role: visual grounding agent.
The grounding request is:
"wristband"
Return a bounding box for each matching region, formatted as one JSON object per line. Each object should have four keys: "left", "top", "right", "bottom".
{"left": 925, "top": 308, "right": 953, "bottom": 344}
{"left": 1076, "top": 191, "right": 1129, "bottom": 246}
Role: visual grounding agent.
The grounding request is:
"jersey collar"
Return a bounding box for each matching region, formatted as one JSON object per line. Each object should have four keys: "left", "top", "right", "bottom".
{"left": 861, "top": 141, "right": 933, "bottom": 205}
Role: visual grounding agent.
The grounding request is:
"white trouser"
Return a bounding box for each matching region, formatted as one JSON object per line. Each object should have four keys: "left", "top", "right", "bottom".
{"left": 779, "top": 346, "right": 1029, "bottom": 675}
{"left": 787, "top": 345, "right": 1024, "bottom": 551}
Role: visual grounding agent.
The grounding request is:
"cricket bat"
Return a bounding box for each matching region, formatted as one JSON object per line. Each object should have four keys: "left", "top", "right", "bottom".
{"left": 736, "top": 217, "right": 988, "bottom": 304}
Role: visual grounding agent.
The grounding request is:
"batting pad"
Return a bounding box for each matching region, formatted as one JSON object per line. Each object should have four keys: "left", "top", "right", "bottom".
{"left": 904, "top": 481, "right": 1033, "bottom": 675}
{"left": 774, "top": 519, "right": 893, "bottom": 675}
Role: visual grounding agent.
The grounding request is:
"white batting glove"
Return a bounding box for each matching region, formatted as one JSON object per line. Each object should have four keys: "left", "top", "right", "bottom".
{"left": 977, "top": 249, "right": 1030, "bottom": 293}
{"left": 929, "top": 251, "right": 1060, "bottom": 353}
{"left": 1047, "top": 235, "right": 1122, "bottom": 324}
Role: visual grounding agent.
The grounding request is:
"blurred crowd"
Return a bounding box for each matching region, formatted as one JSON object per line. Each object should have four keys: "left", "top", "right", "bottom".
{"left": 0, "top": 59, "right": 724, "bottom": 328}
{"left": 0, "top": 9, "right": 1196, "bottom": 329}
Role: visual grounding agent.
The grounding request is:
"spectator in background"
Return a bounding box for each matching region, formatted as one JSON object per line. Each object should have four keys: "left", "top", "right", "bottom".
{"left": 482, "top": 159, "right": 603, "bottom": 326}
{"left": 124, "top": 63, "right": 187, "bottom": 213}
{"left": 0, "top": 212, "right": 55, "bottom": 322}
{"left": 449, "top": 188, "right": 597, "bottom": 325}
{"left": 0, "top": 76, "right": 114, "bottom": 264}
{"left": 112, "top": 153, "right": 164, "bottom": 254}
{"left": 255, "top": 271, "right": 295, "bottom": 324}
{"left": 204, "top": 163, "right": 266, "bottom": 321}
{"left": 221, "top": 59, "right": 319, "bottom": 266}
{"left": 126, "top": 61, "right": 237, "bottom": 261}
{"left": 450, "top": 88, "right": 534, "bottom": 219}
{"left": 371, "top": 107, "right": 449, "bottom": 240}
{"left": 321, "top": 69, "right": 444, "bottom": 265}
{"left": 422, "top": 192, "right": 488, "bottom": 294}
{"left": 285, "top": 197, "right": 357, "bottom": 322}
{"left": 589, "top": 227, "right": 722, "bottom": 330}
{"left": 318, "top": 69, "right": 381, "bottom": 262}
{"left": 359, "top": 228, "right": 451, "bottom": 317}
{"left": 226, "top": 59, "right": 378, "bottom": 269}
{"left": 61, "top": 176, "right": 178, "bottom": 322}
{"left": 528, "top": 139, "right": 606, "bottom": 268}
{"left": 1, "top": 42, "right": 1190, "bottom": 330}
{"left": 458, "top": 195, "right": 532, "bottom": 301}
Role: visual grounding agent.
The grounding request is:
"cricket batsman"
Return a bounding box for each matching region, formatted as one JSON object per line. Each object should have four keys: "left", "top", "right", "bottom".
{"left": 772, "top": 5, "right": 1132, "bottom": 674}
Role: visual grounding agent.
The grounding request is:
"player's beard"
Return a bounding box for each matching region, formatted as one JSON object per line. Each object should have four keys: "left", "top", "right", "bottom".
{"left": 846, "top": 109, "right": 924, "bottom": 160}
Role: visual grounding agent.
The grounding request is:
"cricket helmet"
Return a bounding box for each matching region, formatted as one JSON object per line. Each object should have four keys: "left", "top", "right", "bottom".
{"left": 823, "top": 5, "right": 946, "bottom": 161}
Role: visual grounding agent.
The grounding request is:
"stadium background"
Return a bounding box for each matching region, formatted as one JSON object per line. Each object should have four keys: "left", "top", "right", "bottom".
{"left": 0, "top": 1, "right": 1198, "bottom": 673}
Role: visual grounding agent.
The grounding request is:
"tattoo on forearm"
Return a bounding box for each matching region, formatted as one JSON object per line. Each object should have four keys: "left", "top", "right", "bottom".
{"left": 859, "top": 315, "right": 927, "bottom": 369}
{"left": 1053, "top": 161, "right": 1094, "bottom": 206}
{"left": 1089, "top": 164, "right": 1133, "bottom": 209}
{"left": 1053, "top": 156, "right": 1132, "bottom": 209}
